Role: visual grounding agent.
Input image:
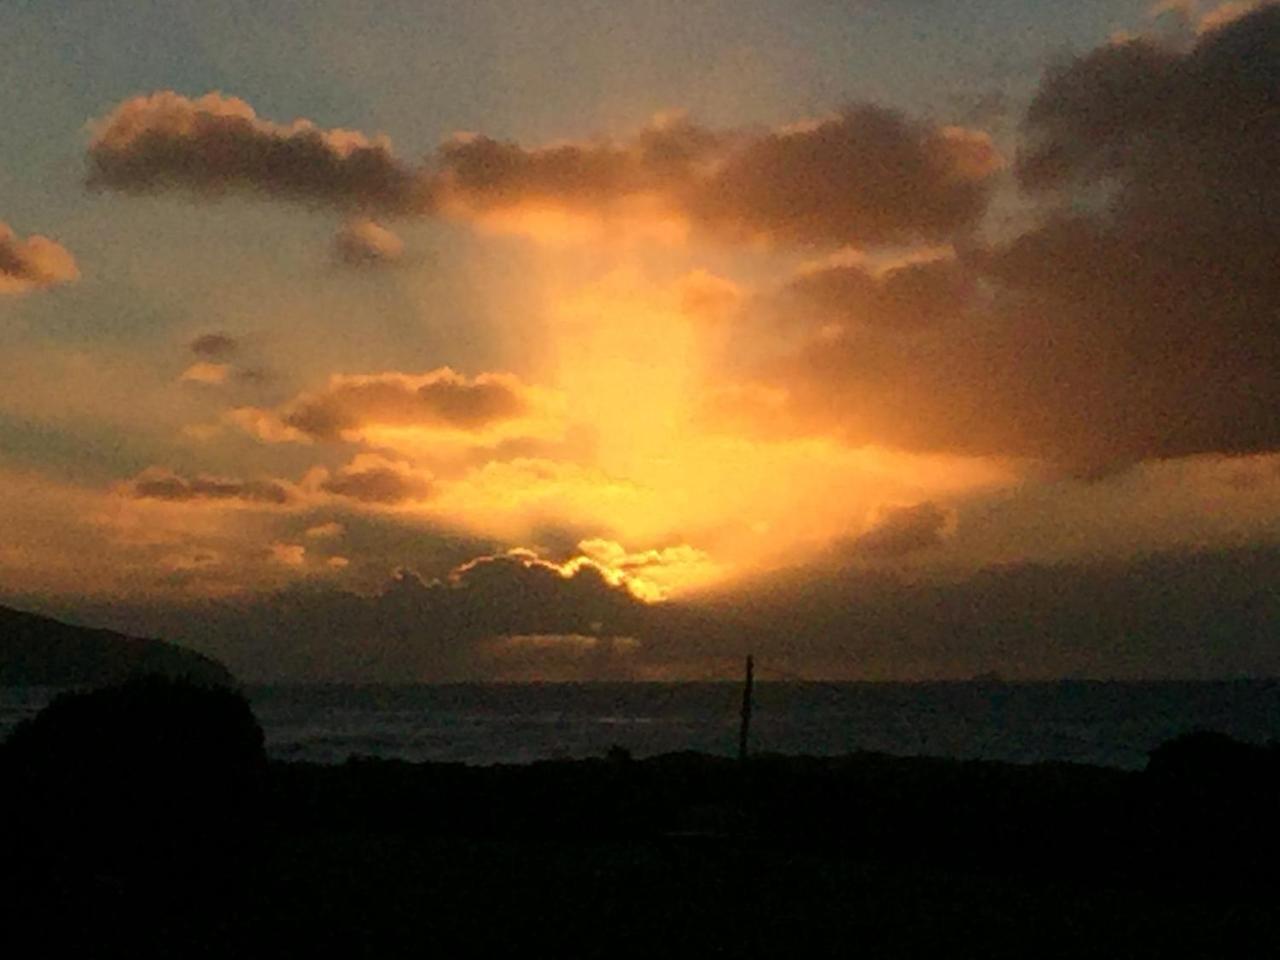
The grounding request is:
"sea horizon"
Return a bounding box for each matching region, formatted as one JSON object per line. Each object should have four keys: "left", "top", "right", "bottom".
{"left": 10, "top": 678, "right": 1275, "bottom": 771}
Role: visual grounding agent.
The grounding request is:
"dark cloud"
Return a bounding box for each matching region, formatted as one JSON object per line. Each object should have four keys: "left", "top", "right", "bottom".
{"left": 0, "top": 222, "right": 79, "bottom": 294}
{"left": 123, "top": 550, "right": 656, "bottom": 681}
{"left": 127, "top": 469, "right": 294, "bottom": 505}
{"left": 440, "top": 552, "right": 644, "bottom": 635}
{"left": 782, "top": 255, "right": 977, "bottom": 330}
{"left": 68, "top": 543, "right": 1280, "bottom": 682}
{"left": 319, "top": 458, "right": 432, "bottom": 504}
{"left": 436, "top": 133, "right": 645, "bottom": 210}
{"left": 1015, "top": 39, "right": 1179, "bottom": 193}
{"left": 190, "top": 332, "right": 238, "bottom": 359}
{"left": 87, "top": 91, "right": 430, "bottom": 213}
{"left": 687, "top": 108, "right": 1000, "bottom": 247}
{"left": 854, "top": 502, "right": 953, "bottom": 557}
{"left": 764, "top": 7, "right": 1280, "bottom": 470}
{"left": 278, "top": 369, "right": 530, "bottom": 441}
{"left": 436, "top": 107, "right": 1001, "bottom": 247}
{"left": 705, "top": 544, "right": 1280, "bottom": 680}
{"left": 234, "top": 366, "right": 274, "bottom": 387}
{"left": 431, "top": 116, "right": 730, "bottom": 214}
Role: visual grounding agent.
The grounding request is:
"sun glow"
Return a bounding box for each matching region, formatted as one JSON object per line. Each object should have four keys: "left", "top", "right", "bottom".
{"left": 407, "top": 258, "right": 1021, "bottom": 597}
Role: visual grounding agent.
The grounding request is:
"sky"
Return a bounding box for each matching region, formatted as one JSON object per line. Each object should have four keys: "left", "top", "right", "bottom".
{"left": 3, "top": 0, "right": 1280, "bottom": 681}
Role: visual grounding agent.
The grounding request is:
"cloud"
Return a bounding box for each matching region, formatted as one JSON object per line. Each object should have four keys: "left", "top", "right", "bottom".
{"left": 1197, "top": 1, "right": 1271, "bottom": 33}
{"left": 163, "top": 549, "right": 664, "bottom": 680}
{"left": 757, "top": 6, "right": 1280, "bottom": 470}
{"left": 434, "top": 129, "right": 649, "bottom": 212}
{"left": 434, "top": 107, "right": 1001, "bottom": 247}
{"left": 1017, "top": 9, "right": 1278, "bottom": 198}
{"left": 268, "top": 542, "right": 306, "bottom": 566}
{"left": 333, "top": 218, "right": 404, "bottom": 265}
{"left": 126, "top": 468, "right": 294, "bottom": 505}
{"left": 574, "top": 538, "right": 716, "bottom": 601}
{"left": 305, "top": 521, "right": 345, "bottom": 540}
{"left": 687, "top": 110, "right": 1001, "bottom": 247}
{"left": 128, "top": 457, "right": 433, "bottom": 512}
{"left": 315, "top": 455, "right": 433, "bottom": 504}
{"left": 1148, "top": 0, "right": 1198, "bottom": 25}
{"left": 0, "top": 222, "right": 79, "bottom": 294}
{"left": 238, "top": 368, "right": 534, "bottom": 443}
{"left": 678, "top": 269, "right": 742, "bottom": 321}
{"left": 781, "top": 252, "right": 976, "bottom": 331}
{"left": 854, "top": 502, "right": 955, "bottom": 557}
{"left": 86, "top": 91, "right": 429, "bottom": 213}
{"left": 190, "top": 332, "right": 238, "bottom": 359}
{"left": 224, "top": 406, "right": 308, "bottom": 443}
{"left": 180, "top": 362, "right": 231, "bottom": 385}
{"left": 703, "top": 544, "right": 1280, "bottom": 680}
{"left": 373, "top": 547, "right": 660, "bottom": 650}
{"left": 1006, "top": 5, "right": 1280, "bottom": 461}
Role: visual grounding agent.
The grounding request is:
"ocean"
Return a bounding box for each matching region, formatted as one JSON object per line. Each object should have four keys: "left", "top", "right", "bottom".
{"left": 4, "top": 680, "right": 1279, "bottom": 769}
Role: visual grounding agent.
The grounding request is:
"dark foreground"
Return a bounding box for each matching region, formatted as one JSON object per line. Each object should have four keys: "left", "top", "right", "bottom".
{"left": 3, "top": 681, "right": 1278, "bottom": 958}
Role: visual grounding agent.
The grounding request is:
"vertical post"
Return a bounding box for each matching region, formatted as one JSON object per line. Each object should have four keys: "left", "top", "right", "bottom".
{"left": 738, "top": 654, "right": 754, "bottom": 762}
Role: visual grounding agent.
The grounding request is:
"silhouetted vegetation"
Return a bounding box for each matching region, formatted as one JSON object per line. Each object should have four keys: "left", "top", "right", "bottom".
{"left": 0, "top": 677, "right": 265, "bottom": 952}
{"left": 2, "top": 684, "right": 1277, "bottom": 957}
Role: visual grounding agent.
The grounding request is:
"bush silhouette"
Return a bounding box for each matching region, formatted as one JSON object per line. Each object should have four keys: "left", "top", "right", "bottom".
{"left": 1146, "top": 730, "right": 1263, "bottom": 781}
{"left": 2, "top": 676, "right": 266, "bottom": 883}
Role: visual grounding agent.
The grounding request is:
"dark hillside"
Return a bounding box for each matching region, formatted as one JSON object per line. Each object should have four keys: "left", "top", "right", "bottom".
{"left": 0, "top": 604, "right": 233, "bottom": 686}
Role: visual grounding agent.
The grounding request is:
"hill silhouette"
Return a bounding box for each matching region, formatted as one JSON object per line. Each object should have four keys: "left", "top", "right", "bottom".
{"left": 0, "top": 604, "right": 232, "bottom": 686}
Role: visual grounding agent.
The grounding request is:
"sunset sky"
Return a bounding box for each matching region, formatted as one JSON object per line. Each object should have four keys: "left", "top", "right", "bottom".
{"left": 3, "top": 0, "right": 1279, "bottom": 681}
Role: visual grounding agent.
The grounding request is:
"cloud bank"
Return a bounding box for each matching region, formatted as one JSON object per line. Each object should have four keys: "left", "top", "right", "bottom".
{"left": 757, "top": 5, "right": 1280, "bottom": 470}
{"left": 87, "top": 93, "right": 999, "bottom": 249}
{"left": 435, "top": 107, "right": 1000, "bottom": 246}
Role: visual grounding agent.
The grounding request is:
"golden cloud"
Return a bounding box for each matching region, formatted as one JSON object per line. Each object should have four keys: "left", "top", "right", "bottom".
{"left": 1197, "top": 0, "right": 1271, "bottom": 33}
{"left": 180, "top": 362, "right": 231, "bottom": 385}
{"left": 0, "top": 222, "right": 79, "bottom": 295}
{"left": 305, "top": 521, "right": 345, "bottom": 540}
{"left": 678, "top": 269, "right": 743, "bottom": 322}
{"left": 268, "top": 542, "right": 307, "bottom": 567}
{"left": 333, "top": 218, "right": 405, "bottom": 265}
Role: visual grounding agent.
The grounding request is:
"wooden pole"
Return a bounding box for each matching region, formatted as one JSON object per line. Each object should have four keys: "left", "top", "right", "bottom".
{"left": 738, "top": 654, "right": 754, "bottom": 762}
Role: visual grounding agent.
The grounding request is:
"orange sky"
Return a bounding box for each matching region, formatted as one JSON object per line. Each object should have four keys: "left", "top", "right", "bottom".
{"left": 3, "top": 1, "right": 1280, "bottom": 680}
